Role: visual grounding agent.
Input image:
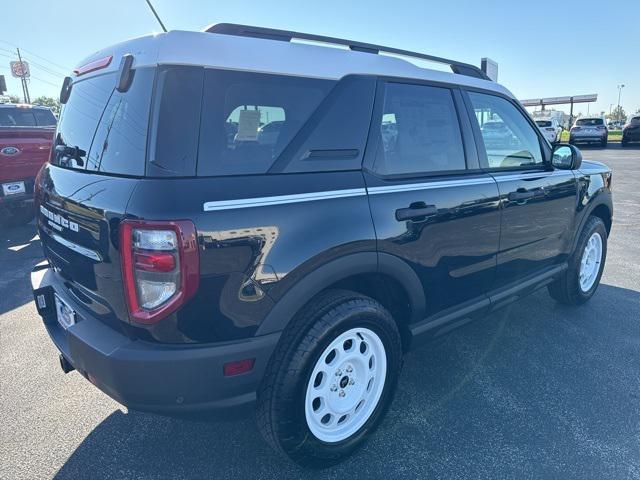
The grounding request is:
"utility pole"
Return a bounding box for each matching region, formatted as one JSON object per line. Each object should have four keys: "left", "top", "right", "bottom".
{"left": 16, "top": 48, "right": 30, "bottom": 104}
{"left": 616, "top": 84, "right": 625, "bottom": 123}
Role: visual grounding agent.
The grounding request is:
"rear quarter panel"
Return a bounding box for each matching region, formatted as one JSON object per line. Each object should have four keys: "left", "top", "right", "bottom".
{"left": 125, "top": 171, "right": 376, "bottom": 342}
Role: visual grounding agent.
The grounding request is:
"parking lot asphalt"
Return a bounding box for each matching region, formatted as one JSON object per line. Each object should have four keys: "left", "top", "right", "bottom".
{"left": 1, "top": 145, "right": 639, "bottom": 480}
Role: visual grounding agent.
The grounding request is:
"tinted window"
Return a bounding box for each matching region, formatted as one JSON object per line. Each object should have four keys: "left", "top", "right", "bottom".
{"left": 148, "top": 66, "right": 204, "bottom": 177}
{"left": 86, "top": 68, "right": 154, "bottom": 176}
{"left": 468, "top": 92, "right": 543, "bottom": 169}
{"left": 535, "top": 120, "right": 552, "bottom": 127}
{"left": 576, "top": 118, "right": 604, "bottom": 126}
{"left": 33, "top": 109, "right": 57, "bottom": 126}
{"left": 373, "top": 83, "right": 465, "bottom": 175}
{"left": 0, "top": 107, "right": 36, "bottom": 126}
{"left": 197, "top": 69, "right": 334, "bottom": 176}
{"left": 53, "top": 73, "right": 115, "bottom": 169}
{"left": 631, "top": 117, "right": 640, "bottom": 124}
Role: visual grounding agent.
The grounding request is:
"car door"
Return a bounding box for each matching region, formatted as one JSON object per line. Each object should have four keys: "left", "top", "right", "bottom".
{"left": 364, "top": 80, "right": 501, "bottom": 320}
{"left": 463, "top": 90, "right": 578, "bottom": 288}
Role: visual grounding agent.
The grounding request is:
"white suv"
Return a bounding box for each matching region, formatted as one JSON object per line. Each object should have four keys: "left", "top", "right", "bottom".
{"left": 535, "top": 118, "right": 561, "bottom": 144}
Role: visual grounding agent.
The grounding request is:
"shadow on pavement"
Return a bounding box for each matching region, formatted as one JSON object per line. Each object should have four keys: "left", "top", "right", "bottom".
{"left": 53, "top": 283, "right": 640, "bottom": 480}
{"left": 0, "top": 221, "right": 42, "bottom": 315}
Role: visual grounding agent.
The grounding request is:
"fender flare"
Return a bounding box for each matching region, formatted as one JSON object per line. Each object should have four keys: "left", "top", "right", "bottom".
{"left": 255, "top": 252, "right": 426, "bottom": 336}
{"left": 571, "top": 195, "right": 612, "bottom": 254}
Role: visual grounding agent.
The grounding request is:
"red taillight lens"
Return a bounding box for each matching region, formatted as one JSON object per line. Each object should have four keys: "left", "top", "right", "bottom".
{"left": 134, "top": 251, "right": 176, "bottom": 272}
{"left": 120, "top": 220, "right": 199, "bottom": 325}
{"left": 223, "top": 359, "right": 255, "bottom": 376}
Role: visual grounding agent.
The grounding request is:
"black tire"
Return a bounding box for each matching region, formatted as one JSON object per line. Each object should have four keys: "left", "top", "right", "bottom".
{"left": 256, "top": 289, "right": 402, "bottom": 467}
{"left": 601, "top": 138, "right": 608, "bottom": 148}
{"left": 2, "top": 204, "right": 35, "bottom": 227}
{"left": 548, "top": 216, "right": 607, "bottom": 305}
{"left": 621, "top": 138, "right": 628, "bottom": 147}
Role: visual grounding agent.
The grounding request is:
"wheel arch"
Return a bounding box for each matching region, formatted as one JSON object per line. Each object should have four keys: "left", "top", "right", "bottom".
{"left": 255, "top": 252, "right": 426, "bottom": 346}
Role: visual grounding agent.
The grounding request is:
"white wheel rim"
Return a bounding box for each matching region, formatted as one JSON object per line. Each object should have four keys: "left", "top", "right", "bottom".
{"left": 579, "top": 232, "right": 603, "bottom": 292}
{"left": 304, "top": 327, "right": 387, "bottom": 443}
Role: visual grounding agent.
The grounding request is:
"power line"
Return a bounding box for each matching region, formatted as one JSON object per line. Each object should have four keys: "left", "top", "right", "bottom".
{"left": 0, "top": 40, "right": 71, "bottom": 72}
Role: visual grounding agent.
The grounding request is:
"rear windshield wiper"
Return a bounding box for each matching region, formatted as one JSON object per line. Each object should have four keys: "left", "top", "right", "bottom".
{"left": 55, "top": 144, "right": 86, "bottom": 167}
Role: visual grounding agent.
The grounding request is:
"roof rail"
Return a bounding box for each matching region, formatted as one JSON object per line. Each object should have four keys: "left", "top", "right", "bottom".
{"left": 204, "top": 23, "right": 491, "bottom": 81}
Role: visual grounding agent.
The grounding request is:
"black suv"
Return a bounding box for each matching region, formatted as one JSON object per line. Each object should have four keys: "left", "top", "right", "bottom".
{"left": 31, "top": 24, "right": 613, "bottom": 466}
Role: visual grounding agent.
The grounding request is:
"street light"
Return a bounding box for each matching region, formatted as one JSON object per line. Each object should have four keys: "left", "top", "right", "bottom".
{"left": 616, "top": 84, "right": 625, "bottom": 123}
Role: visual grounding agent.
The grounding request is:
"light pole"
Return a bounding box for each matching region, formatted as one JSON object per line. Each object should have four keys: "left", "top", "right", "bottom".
{"left": 616, "top": 84, "right": 625, "bottom": 123}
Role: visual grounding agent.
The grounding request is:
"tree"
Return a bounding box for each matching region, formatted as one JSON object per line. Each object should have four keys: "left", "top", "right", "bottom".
{"left": 32, "top": 95, "right": 61, "bottom": 115}
{"left": 6, "top": 94, "right": 21, "bottom": 103}
{"left": 606, "top": 105, "right": 626, "bottom": 123}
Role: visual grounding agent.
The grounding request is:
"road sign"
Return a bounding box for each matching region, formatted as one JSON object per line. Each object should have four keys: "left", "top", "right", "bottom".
{"left": 10, "top": 61, "right": 30, "bottom": 78}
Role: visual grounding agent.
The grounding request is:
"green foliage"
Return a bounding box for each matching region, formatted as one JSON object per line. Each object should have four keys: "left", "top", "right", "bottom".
{"left": 606, "top": 105, "right": 626, "bottom": 123}
{"left": 32, "top": 95, "right": 61, "bottom": 115}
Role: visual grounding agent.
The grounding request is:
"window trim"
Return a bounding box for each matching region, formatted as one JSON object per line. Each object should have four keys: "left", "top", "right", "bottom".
{"left": 460, "top": 87, "right": 552, "bottom": 173}
{"left": 362, "top": 77, "right": 473, "bottom": 181}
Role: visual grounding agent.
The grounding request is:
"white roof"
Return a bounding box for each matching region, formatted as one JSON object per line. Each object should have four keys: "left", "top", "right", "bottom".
{"left": 74, "top": 29, "right": 513, "bottom": 98}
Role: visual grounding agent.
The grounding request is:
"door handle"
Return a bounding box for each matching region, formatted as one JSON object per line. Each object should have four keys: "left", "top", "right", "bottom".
{"left": 508, "top": 189, "right": 535, "bottom": 202}
{"left": 395, "top": 203, "right": 438, "bottom": 221}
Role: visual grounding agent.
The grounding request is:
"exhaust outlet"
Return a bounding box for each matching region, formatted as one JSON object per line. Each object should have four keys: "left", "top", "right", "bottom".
{"left": 59, "top": 354, "right": 75, "bottom": 374}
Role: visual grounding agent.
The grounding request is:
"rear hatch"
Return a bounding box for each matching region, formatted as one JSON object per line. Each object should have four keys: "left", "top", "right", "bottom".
{"left": 36, "top": 63, "right": 155, "bottom": 332}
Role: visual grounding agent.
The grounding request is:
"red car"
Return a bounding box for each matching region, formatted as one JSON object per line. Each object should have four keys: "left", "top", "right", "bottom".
{"left": 0, "top": 103, "right": 56, "bottom": 225}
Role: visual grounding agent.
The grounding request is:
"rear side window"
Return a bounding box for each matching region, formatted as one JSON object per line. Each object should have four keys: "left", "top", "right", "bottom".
{"left": 373, "top": 82, "right": 466, "bottom": 176}
{"left": 535, "top": 120, "right": 552, "bottom": 128}
{"left": 197, "top": 69, "right": 334, "bottom": 176}
{"left": 86, "top": 68, "right": 154, "bottom": 175}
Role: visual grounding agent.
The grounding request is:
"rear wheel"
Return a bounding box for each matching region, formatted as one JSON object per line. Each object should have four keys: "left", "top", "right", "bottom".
{"left": 621, "top": 138, "right": 628, "bottom": 147}
{"left": 548, "top": 216, "right": 607, "bottom": 305}
{"left": 601, "top": 137, "right": 608, "bottom": 148}
{"left": 256, "top": 289, "right": 402, "bottom": 467}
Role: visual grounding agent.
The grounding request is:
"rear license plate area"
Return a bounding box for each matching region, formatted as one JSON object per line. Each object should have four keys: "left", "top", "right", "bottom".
{"left": 55, "top": 294, "right": 76, "bottom": 329}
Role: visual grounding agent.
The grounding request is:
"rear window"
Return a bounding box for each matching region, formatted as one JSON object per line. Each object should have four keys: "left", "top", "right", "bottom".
{"left": 535, "top": 120, "right": 552, "bottom": 127}
{"left": 0, "top": 106, "right": 55, "bottom": 127}
{"left": 576, "top": 118, "right": 604, "bottom": 126}
{"left": 631, "top": 117, "right": 640, "bottom": 124}
{"left": 53, "top": 69, "right": 153, "bottom": 175}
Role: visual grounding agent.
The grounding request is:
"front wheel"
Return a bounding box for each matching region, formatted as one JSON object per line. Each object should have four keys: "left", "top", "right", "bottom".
{"left": 256, "top": 290, "right": 402, "bottom": 467}
{"left": 548, "top": 216, "right": 607, "bottom": 305}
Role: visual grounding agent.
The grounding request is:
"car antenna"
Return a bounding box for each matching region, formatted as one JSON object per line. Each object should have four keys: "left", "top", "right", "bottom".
{"left": 144, "top": 0, "right": 168, "bottom": 33}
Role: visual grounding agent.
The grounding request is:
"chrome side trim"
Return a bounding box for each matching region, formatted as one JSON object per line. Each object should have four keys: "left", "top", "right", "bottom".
{"left": 367, "top": 177, "right": 495, "bottom": 195}
{"left": 203, "top": 188, "right": 367, "bottom": 212}
{"left": 493, "top": 171, "right": 574, "bottom": 182}
{"left": 51, "top": 234, "right": 102, "bottom": 262}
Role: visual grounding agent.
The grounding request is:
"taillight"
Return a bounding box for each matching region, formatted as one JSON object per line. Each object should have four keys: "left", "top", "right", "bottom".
{"left": 597, "top": 125, "right": 606, "bottom": 130}
{"left": 571, "top": 127, "right": 581, "bottom": 131}
{"left": 120, "top": 220, "right": 199, "bottom": 324}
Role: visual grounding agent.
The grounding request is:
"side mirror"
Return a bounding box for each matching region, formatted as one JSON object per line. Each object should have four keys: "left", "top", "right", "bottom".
{"left": 552, "top": 143, "right": 582, "bottom": 170}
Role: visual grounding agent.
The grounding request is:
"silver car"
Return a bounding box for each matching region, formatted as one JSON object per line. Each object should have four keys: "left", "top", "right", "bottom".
{"left": 570, "top": 117, "right": 608, "bottom": 147}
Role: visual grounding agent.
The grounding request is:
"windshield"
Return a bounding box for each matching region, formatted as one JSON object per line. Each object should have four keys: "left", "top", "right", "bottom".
{"left": 0, "top": 107, "right": 56, "bottom": 127}
{"left": 535, "top": 120, "right": 552, "bottom": 127}
{"left": 576, "top": 118, "right": 604, "bottom": 126}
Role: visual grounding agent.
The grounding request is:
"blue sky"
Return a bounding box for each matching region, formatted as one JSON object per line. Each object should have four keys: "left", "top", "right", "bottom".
{"left": 1, "top": 0, "right": 638, "bottom": 117}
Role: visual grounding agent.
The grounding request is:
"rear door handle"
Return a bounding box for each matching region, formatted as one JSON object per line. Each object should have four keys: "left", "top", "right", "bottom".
{"left": 395, "top": 203, "right": 438, "bottom": 221}
{"left": 508, "top": 189, "right": 535, "bottom": 201}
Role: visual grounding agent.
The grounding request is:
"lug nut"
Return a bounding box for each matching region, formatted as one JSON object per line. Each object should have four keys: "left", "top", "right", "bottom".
{"left": 349, "top": 379, "right": 355, "bottom": 385}
{"left": 346, "top": 365, "right": 353, "bottom": 373}
{"left": 335, "top": 369, "right": 342, "bottom": 376}
{"left": 339, "top": 390, "right": 346, "bottom": 397}
{"left": 330, "top": 384, "right": 338, "bottom": 392}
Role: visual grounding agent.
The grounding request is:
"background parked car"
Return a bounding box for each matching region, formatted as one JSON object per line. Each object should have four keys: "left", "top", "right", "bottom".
{"left": 0, "top": 103, "right": 56, "bottom": 226}
{"left": 535, "top": 118, "right": 561, "bottom": 144}
{"left": 622, "top": 116, "right": 640, "bottom": 147}
{"left": 569, "top": 117, "right": 608, "bottom": 147}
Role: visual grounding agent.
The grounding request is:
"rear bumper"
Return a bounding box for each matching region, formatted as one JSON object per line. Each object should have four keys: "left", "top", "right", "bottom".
{"left": 570, "top": 133, "right": 607, "bottom": 142}
{"left": 31, "top": 264, "right": 279, "bottom": 414}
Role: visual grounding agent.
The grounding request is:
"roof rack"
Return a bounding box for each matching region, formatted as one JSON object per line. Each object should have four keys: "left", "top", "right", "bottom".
{"left": 204, "top": 23, "right": 491, "bottom": 81}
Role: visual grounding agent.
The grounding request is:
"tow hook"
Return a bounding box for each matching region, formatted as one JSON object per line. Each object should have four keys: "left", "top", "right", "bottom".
{"left": 59, "top": 354, "right": 75, "bottom": 374}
